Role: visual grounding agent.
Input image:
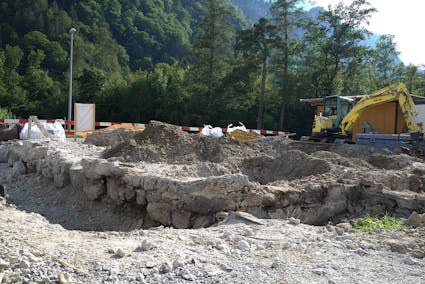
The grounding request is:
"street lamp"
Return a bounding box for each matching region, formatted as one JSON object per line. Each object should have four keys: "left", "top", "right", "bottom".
{"left": 68, "top": 27, "right": 76, "bottom": 128}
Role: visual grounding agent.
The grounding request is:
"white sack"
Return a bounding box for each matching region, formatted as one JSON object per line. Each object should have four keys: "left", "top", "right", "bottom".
{"left": 20, "top": 121, "right": 66, "bottom": 142}
{"left": 201, "top": 125, "right": 224, "bottom": 137}
{"left": 227, "top": 122, "right": 248, "bottom": 133}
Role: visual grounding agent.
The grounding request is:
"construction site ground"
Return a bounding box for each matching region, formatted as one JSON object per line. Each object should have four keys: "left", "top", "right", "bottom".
{"left": 0, "top": 121, "right": 424, "bottom": 283}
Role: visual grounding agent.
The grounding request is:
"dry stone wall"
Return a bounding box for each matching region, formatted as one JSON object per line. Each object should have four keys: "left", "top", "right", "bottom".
{"left": 1, "top": 121, "right": 425, "bottom": 229}
{"left": 0, "top": 139, "right": 270, "bottom": 228}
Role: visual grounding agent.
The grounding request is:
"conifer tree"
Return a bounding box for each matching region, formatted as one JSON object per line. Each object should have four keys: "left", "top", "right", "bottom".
{"left": 270, "top": 0, "right": 304, "bottom": 130}
{"left": 188, "top": 0, "right": 235, "bottom": 123}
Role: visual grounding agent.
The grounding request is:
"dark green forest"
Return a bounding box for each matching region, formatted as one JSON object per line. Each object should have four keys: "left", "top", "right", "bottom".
{"left": 0, "top": 0, "right": 424, "bottom": 136}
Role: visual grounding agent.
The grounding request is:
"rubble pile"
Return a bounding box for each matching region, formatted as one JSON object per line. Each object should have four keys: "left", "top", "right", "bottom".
{"left": 1, "top": 121, "right": 424, "bottom": 230}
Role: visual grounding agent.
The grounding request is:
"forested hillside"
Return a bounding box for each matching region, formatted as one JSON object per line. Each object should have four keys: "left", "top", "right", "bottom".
{"left": 0, "top": 0, "right": 248, "bottom": 119}
{"left": 0, "top": 0, "right": 424, "bottom": 136}
{"left": 231, "top": 0, "right": 272, "bottom": 22}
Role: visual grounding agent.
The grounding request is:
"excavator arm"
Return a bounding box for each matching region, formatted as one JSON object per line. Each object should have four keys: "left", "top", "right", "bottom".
{"left": 340, "top": 83, "right": 423, "bottom": 137}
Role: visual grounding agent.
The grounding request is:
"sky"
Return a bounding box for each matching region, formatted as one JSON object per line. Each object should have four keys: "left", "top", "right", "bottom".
{"left": 303, "top": 0, "right": 425, "bottom": 66}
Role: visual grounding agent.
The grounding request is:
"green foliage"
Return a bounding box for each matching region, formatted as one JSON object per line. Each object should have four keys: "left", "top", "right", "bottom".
{"left": 235, "top": 18, "right": 276, "bottom": 129}
{"left": 0, "top": 107, "right": 15, "bottom": 119}
{"left": 21, "top": 31, "right": 68, "bottom": 73}
{"left": 354, "top": 213, "right": 405, "bottom": 233}
{"left": 365, "top": 34, "right": 404, "bottom": 89}
{"left": 0, "top": 0, "right": 250, "bottom": 121}
{"left": 403, "top": 65, "right": 425, "bottom": 96}
{"left": 270, "top": 0, "right": 305, "bottom": 130}
{"left": 303, "top": 0, "right": 377, "bottom": 97}
{"left": 231, "top": 0, "right": 272, "bottom": 23}
{"left": 96, "top": 63, "right": 190, "bottom": 124}
{"left": 187, "top": 0, "right": 236, "bottom": 124}
{"left": 1, "top": 45, "right": 28, "bottom": 116}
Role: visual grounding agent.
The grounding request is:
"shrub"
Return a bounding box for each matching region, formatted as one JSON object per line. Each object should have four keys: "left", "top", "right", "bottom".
{"left": 0, "top": 107, "right": 15, "bottom": 119}
{"left": 354, "top": 212, "right": 404, "bottom": 233}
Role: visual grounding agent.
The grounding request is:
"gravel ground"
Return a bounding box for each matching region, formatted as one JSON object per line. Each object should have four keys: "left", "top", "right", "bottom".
{"left": 1, "top": 164, "right": 424, "bottom": 284}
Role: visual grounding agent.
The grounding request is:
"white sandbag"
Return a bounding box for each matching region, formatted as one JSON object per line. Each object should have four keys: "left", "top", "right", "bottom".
{"left": 20, "top": 121, "right": 66, "bottom": 142}
{"left": 45, "top": 121, "right": 67, "bottom": 141}
{"left": 201, "top": 125, "right": 224, "bottom": 137}
{"left": 227, "top": 122, "right": 248, "bottom": 133}
{"left": 19, "top": 123, "right": 43, "bottom": 140}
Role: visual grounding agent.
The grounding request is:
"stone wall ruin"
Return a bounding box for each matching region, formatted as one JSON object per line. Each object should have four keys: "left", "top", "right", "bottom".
{"left": 1, "top": 121, "right": 425, "bottom": 230}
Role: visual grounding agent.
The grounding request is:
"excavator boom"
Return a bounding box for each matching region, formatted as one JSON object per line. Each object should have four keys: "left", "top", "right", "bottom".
{"left": 339, "top": 83, "right": 423, "bottom": 137}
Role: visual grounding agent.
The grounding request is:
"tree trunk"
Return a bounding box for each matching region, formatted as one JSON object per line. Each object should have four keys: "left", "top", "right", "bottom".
{"left": 279, "top": 13, "right": 289, "bottom": 131}
{"left": 279, "top": 99, "right": 285, "bottom": 131}
{"left": 257, "top": 56, "right": 267, "bottom": 130}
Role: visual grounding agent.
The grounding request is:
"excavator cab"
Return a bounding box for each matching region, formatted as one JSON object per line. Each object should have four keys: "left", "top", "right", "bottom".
{"left": 312, "top": 96, "right": 354, "bottom": 137}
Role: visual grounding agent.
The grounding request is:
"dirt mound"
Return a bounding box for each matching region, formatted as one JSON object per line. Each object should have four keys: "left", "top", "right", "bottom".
{"left": 133, "top": 120, "right": 192, "bottom": 145}
{"left": 102, "top": 120, "right": 282, "bottom": 164}
{"left": 103, "top": 121, "right": 199, "bottom": 163}
{"left": 86, "top": 127, "right": 143, "bottom": 147}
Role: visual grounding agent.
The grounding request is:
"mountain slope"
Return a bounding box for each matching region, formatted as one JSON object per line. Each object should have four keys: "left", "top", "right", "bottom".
{"left": 231, "top": 0, "right": 272, "bottom": 22}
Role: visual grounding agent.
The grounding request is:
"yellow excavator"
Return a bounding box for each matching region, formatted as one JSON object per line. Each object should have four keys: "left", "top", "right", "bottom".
{"left": 308, "top": 83, "right": 423, "bottom": 144}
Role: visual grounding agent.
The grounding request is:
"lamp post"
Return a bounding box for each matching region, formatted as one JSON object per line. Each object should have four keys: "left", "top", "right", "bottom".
{"left": 68, "top": 28, "right": 76, "bottom": 128}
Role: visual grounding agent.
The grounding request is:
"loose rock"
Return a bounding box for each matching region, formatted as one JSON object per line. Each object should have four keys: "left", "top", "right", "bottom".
{"left": 289, "top": 217, "right": 301, "bottom": 225}
{"left": 140, "top": 240, "right": 156, "bottom": 251}
{"left": 159, "top": 261, "right": 172, "bottom": 274}
{"left": 115, "top": 249, "right": 126, "bottom": 258}
{"left": 0, "top": 259, "right": 10, "bottom": 271}
{"left": 237, "top": 240, "right": 250, "bottom": 251}
{"left": 407, "top": 212, "right": 424, "bottom": 228}
{"left": 403, "top": 256, "right": 420, "bottom": 265}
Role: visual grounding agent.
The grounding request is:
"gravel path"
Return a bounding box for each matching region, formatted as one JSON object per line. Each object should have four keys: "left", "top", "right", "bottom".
{"left": 1, "top": 164, "right": 424, "bottom": 283}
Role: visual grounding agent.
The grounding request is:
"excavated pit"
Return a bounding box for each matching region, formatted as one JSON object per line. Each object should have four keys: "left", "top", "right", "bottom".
{"left": 240, "top": 151, "right": 332, "bottom": 184}
{"left": 1, "top": 120, "right": 425, "bottom": 231}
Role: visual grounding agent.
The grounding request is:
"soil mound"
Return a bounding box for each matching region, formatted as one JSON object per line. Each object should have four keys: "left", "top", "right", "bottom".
{"left": 103, "top": 121, "right": 199, "bottom": 163}
{"left": 133, "top": 120, "right": 192, "bottom": 145}
{"left": 86, "top": 127, "right": 143, "bottom": 147}
{"left": 102, "top": 120, "right": 285, "bottom": 164}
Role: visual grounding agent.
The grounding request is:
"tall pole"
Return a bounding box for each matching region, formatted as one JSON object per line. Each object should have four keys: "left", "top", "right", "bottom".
{"left": 68, "top": 28, "right": 76, "bottom": 128}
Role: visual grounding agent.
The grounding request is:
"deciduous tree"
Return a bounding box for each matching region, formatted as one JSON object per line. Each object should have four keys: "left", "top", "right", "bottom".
{"left": 303, "top": 0, "right": 377, "bottom": 97}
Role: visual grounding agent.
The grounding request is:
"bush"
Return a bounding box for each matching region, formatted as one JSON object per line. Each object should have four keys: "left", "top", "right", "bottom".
{"left": 0, "top": 107, "right": 15, "bottom": 119}
{"left": 354, "top": 212, "right": 404, "bottom": 233}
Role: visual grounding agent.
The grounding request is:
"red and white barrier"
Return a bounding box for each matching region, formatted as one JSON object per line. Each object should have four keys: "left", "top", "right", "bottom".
{"left": 0, "top": 118, "right": 296, "bottom": 137}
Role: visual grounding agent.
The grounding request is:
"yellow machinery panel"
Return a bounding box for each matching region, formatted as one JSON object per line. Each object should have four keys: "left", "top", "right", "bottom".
{"left": 352, "top": 102, "right": 405, "bottom": 141}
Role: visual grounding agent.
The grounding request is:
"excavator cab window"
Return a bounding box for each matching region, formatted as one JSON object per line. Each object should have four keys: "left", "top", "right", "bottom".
{"left": 338, "top": 99, "right": 354, "bottom": 118}
{"left": 336, "top": 97, "right": 354, "bottom": 128}
{"left": 323, "top": 96, "right": 354, "bottom": 129}
{"left": 323, "top": 97, "right": 337, "bottom": 117}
